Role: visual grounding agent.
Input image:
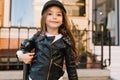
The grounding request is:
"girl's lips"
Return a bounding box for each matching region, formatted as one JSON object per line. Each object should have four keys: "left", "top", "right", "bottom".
{"left": 50, "top": 21, "right": 59, "bottom": 24}
{"left": 50, "top": 21, "right": 58, "bottom": 23}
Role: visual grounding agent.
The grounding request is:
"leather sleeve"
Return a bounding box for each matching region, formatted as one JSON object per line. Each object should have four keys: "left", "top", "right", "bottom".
{"left": 19, "top": 31, "right": 43, "bottom": 53}
{"left": 64, "top": 46, "right": 78, "bottom": 80}
{"left": 19, "top": 36, "right": 36, "bottom": 53}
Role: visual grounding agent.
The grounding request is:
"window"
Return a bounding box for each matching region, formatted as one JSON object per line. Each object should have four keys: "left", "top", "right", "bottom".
{"left": 11, "top": 0, "right": 34, "bottom": 27}
{"left": 92, "top": 0, "right": 118, "bottom": 45}
{"left": 62, "top": 0, "right": 86, "bottom": 17}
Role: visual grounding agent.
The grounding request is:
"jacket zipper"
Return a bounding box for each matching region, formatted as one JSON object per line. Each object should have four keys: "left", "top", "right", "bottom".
{"left": 47, "top": 59, "right": 53, "bottom": 80}
{"left": 47, "top": 46, "right": 53, "bottom": 80}
{"left": 46, "top": 38, "right": 62, "bottom": 80}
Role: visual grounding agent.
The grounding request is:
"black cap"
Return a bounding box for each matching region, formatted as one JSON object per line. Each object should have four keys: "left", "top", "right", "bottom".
{"left": 41, "top": 0, "right": 66, "bottom": 15}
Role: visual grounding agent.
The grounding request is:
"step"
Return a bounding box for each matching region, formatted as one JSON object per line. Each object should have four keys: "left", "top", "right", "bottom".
{"left": 0, "top": 69, "right": 110, "bottom": 80}
{"left": 63, "top": 69, "right": 110, "bottom": 80}
{"left": 0, "top": 70, "right": 22, "bottom": 80}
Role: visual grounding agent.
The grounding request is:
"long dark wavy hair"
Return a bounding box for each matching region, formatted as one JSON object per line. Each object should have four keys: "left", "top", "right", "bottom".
{"left": 36, "top": 6, "right": 79, "bottom": 65}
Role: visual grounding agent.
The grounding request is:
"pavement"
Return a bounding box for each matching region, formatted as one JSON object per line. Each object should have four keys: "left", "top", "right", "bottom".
{"left": 0, "top": 69, "right": 110, "bottom": 80}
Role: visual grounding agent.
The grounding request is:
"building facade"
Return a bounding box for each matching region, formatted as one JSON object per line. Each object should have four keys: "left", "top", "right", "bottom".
{"left": 2, "top": 0, "right": 120, "bottom": 46}
{"left": 0, "top": 0, "right": 4, "bottom": 26}
{"left": 0, "top": 0, "right": 120, "bottom": 79}
{"left": 0, "top": 0, "right": 120, "bottom": 77}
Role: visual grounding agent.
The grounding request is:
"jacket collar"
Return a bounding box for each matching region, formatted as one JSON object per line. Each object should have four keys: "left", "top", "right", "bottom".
{"left": 35, "top": 33, "right": 72, "bottom": 46}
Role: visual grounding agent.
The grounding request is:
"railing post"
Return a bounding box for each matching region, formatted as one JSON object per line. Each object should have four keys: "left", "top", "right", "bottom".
{"left": 108, "top": 30, "right": 111, "bottom": 66}
{"left": 101, "top": 25, "right": 104, "bottom": 69}
{"left": 8, "top": 27, "right": 11, "bottom": 69}
{"left": 27, "top": 27, "right": 30, "bottom": 39}
{"left": 17, "top": 26, "right": 20, "bottom": 69}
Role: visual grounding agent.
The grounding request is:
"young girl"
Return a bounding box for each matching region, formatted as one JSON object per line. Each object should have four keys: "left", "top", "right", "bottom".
{"left": 16, "top": 0, "right": 78, "bottom": 80}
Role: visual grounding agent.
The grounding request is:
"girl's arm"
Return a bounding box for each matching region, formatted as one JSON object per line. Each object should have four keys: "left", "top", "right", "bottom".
{"left": 16, "top": 51, "right": 34, "bottom": 64}
{"left": 65, "top": 46, "right": 78, "bottom": 80}
{"left": 16, "top": 38, "right": 35, "bottom": 64}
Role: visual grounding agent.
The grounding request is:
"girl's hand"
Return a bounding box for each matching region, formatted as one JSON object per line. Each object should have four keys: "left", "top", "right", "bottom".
{"left": 19, "top": 53, "right": 35, "bottom": 64}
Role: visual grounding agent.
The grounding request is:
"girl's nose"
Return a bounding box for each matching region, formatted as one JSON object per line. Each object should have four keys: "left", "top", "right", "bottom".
{"left": 52, "top": 14, "right": 57, "bottom": 19}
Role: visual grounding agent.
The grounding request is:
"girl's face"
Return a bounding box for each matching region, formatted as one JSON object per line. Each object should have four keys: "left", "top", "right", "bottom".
{"left": 46, "top": 6, "right": 63, "bottom": 31}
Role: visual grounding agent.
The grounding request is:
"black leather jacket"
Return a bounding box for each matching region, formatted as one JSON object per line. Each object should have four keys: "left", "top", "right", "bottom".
{"left": 19, "top": 33, "right": 78, "bottom": 80}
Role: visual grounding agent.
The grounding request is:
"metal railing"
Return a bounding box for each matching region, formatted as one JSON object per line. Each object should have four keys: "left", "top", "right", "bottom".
{"left": 0, "top": 26, "right": 38, "bottom": 70}
{"left": 0, "top": 26, "right": 111, "bottom": 70}
{"left": 92, "top": 28, "right": 111, "bottom": 69}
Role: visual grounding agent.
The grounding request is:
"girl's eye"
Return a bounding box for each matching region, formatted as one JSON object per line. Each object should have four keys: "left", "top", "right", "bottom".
{"left": 48, "top": 12, "right": 52, "bottom": 15}
{"left": 47, "top": 12, "right": 62, "bottom": 16}
{"left": 57, "top": 13, "right": 62, "bottom": 16}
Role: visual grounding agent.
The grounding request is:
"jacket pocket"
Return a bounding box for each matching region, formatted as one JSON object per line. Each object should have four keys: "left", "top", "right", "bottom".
{"left": 53, "top": 63, "right": 64, "bottom": 79}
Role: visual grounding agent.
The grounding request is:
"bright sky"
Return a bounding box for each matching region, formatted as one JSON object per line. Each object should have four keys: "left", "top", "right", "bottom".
{"left": 11, "top": 0, "right": 34, "bottom": 27}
